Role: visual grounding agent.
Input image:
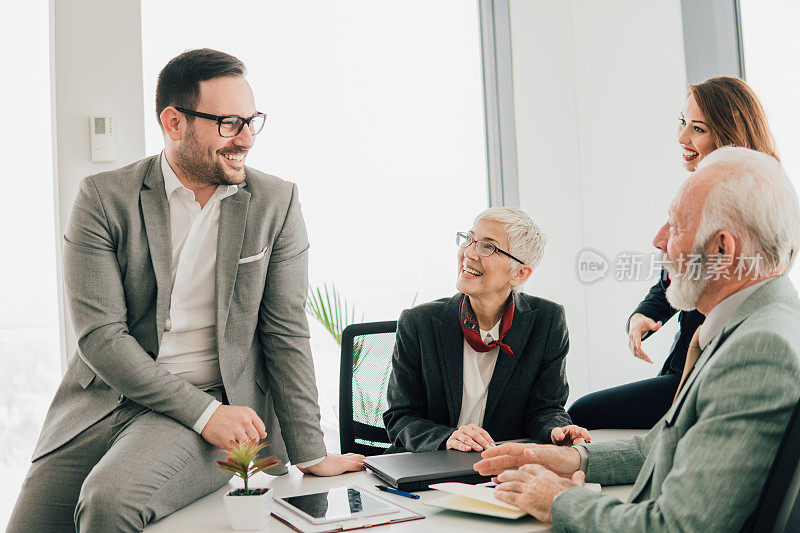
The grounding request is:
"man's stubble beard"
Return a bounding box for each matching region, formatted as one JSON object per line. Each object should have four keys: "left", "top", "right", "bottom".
{"left": 173, "top": 124, "right": 245, "bottom": 187}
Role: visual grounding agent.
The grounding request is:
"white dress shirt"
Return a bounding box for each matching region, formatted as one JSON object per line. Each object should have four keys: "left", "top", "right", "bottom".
{"left": 158, "top": 154, "right": 239, "bottom": 433}
{"left": 157, "top": 154, "right": 325, "bottom": 468}
{"left": 457, "top": 321, "right": 501, "bottom": 427}
{"left": 696, "top": 277, "right": 773, "bottom": 350}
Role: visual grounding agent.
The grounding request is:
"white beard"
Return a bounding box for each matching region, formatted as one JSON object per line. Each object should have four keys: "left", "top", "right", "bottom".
{"left": 661, "top": 251, "right": 709, "bottom": 311}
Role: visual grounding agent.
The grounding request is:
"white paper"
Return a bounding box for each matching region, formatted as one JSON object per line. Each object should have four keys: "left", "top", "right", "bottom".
{"left": 429, "top": 482, "right": 521, "bottom": 510}
{"left": 429, "top": 481, "right": 603, "bottom": 511}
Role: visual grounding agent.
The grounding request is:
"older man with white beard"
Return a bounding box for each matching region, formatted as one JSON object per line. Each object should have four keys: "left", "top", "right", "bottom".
{"left": 473, "top": 146, "right": 800, "bottom": 532}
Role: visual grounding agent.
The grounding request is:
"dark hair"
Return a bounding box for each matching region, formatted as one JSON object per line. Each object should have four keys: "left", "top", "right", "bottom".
{"left": 155, "top": 48, "right": 246, "bottom": 129}
{"left": 689, "top": 76, "right": 779, "bottom": 161}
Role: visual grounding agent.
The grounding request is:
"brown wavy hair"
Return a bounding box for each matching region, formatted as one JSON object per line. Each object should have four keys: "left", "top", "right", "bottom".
{"left": 689, "top": 76, "right": 779, "bottom": 161}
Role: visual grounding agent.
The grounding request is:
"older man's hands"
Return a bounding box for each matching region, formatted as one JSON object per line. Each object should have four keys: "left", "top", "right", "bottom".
{"left": 473, "top": 442, "right": 582, "bottom": 479}
{"left": 550, "top": 425, "right": 591, "bottom": 446}
{"left": 475, "top": 443, "right": 586, "bottom": 522}
{"left": 494, "top": 464, "right": 586, "bottom": 522}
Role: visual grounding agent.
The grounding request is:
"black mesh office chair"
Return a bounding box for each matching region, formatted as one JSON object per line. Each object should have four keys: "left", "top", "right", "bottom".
{"left": 743, "top": 397, "right": 800, "bottom": 532}
{"left": 339, "top": 321, "right": 397, "bottom": 456}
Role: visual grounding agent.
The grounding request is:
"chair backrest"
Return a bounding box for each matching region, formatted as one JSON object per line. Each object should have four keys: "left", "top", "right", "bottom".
{"left": 339, "top": 321, "right": 397, "bottom": 456}
{"left": 744, "top": 397, "right": 800, "bottom": 532}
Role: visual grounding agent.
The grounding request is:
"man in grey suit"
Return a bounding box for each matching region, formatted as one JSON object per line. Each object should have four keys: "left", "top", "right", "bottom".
{"left": 474, "top": 146, "right": 800, "bottom": 531}
{"left": 8, "top": 49, "right": 362, "bottom": 533}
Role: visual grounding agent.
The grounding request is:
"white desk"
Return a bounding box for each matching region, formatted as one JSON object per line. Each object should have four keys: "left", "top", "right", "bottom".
{"left": 144, "top": 429, "right": 647, "bottom": 532}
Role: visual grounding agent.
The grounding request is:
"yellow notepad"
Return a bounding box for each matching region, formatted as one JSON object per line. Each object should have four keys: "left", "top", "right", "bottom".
{"left": 424, "top": 482, "right": 601, "bottom": 519}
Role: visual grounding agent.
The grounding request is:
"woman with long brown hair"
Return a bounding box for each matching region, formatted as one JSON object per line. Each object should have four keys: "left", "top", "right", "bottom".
{"left": 568, "top": 76, "right": 779, "bottom": 429}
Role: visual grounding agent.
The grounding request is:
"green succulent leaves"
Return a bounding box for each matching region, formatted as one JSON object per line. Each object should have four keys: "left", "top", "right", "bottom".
{"left": 215, "top": 441, "right": 280, "bottom": 495}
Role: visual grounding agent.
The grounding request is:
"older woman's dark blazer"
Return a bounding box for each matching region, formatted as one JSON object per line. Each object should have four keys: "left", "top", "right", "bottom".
{"left": 383, "top": 292, "right": 572, "bottom": 453}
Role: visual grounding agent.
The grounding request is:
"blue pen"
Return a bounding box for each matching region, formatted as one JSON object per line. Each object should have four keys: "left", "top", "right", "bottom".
{"left": 375, "top": 484, "right": 420, "bottom": 499}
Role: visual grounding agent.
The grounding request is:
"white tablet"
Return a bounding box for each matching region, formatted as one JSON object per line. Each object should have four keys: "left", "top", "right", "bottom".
{"left": 275, "top": 486, "right": 399, "bottom": 525}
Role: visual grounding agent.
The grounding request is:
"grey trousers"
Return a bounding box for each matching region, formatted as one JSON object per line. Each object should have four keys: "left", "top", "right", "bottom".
{"left": 7, "top": 391, "right": 231, "bottom": 532}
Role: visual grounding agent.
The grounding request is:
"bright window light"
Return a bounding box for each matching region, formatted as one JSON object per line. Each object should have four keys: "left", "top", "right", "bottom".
{"left": 740, "top": 0, "right": 800, "bottom": 288}
{"left": 141, "top": 0, "right": 489, "bottom": 449}
{"left": 0, "top": 0, "right": 60, "bottom": 525}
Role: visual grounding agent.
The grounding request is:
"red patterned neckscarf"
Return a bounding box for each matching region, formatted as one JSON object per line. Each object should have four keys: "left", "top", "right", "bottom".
{"left": 458, "top": 294, "right": 515, "bottom": 357}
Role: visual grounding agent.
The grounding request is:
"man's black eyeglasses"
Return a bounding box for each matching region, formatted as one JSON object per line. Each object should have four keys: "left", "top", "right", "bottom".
{"left": 456, "top": 232, "right": 525, "bottom": 264}
{"left": 174, "top": 107, "right": 267, "bottom": 138}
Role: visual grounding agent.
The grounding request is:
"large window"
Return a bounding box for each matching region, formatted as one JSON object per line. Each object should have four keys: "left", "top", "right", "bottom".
{"left": 740, "top": 0, "right": 800, "bottom": 288}
{"left": 0, "top": 0, "right": 60, "bottom": 525}
{"left": 141, "top": 0, "right": 489, "bottom": 449}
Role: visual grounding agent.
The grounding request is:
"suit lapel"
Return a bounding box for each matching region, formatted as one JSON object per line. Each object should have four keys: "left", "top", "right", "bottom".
{"left": 634, "top": 325, "right": 732, "bottom": 500}
{"left": 483, "top": 293, "right": 535, "bottom": 424}
{"left": 667, "top": 329, "right": 727, "bottom": 416}
{"left": 627, "top": 450, "right": 656, "bottom": 502}
{"left": 215, "top": 185, "right": 251, "bottom": 348}
{"left": 140, "top": 159, "right": 172, "bottom": 347}
{"left": 433, "top": 294, "right": 466, "bottom": 424}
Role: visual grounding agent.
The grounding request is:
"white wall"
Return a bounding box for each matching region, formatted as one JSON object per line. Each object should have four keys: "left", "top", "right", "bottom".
{"left": 509, "top": 0, "right": 689, "bottom": 400}
{"left": 52, "top": 0, "right": 146, "bottom": 367}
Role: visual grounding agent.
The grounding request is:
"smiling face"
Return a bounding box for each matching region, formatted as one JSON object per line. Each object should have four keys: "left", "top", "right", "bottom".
{"left": 172, "top": 76, "right": 257, "bottom": 186}
{"left": 653, "top": 170, "right": 717, "bottom": 310}
{"left": 456, "top": 219, "right": 520, "bottom": 306}
{"left": 678, "top": 93, "right": 717, "bottom": 172}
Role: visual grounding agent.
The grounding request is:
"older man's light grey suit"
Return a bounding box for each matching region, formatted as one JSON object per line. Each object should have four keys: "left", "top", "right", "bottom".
{"left": 552, "top": 276, "right": 800, "bottom": 532}
{"left": 9, "top": 154, "right": 326, "bottom": 531}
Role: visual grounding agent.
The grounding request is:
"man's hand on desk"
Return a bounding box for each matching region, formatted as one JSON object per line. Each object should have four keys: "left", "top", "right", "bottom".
{"left": 473, "top": 442, "right": 581, "bottom": 479}
{"left": 446, "top": 424, "right": 496, "bottom": 452}
{"left": 298, "top": 453, "right": 365, "bottom": 476}
{"left": 201, "top": 405, "right": 267, "bottom": 449}
{"left": 551, "top": 424, "right": 591, "bottom": 446}
{"left": 493, "top": 464, "right": 586, "bottom": 523}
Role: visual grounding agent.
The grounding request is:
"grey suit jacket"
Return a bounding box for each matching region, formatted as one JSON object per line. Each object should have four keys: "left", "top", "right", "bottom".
{"left": 551, "top": 276, "right": 800, "bottom": 532}
{"left": 33, "top": 154, "right": 326, "bottom": 470}
{"left": 384, "top": 292, "right": 571, "bottom": 453}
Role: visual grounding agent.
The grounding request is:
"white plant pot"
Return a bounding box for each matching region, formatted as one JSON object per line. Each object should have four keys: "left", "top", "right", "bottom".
{"left": 223, "top": 488, "right": 273, "bottom": 531}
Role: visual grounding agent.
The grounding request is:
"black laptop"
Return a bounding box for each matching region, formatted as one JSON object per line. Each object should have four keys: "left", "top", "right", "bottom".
{"left": 363, "top": 449, "right": 491, "bottom": 491}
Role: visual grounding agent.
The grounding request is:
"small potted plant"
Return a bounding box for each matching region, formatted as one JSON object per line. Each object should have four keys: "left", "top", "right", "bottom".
{"left": 216, "top": 441, "right": 280, "bottom": 531}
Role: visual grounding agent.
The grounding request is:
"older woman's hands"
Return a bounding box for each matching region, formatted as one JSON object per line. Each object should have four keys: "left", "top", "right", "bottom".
{"left": 446, "top": 424, "right": 496, "bottom": 452}
{"left": 493, "top": 464, "right": 586, "bottom": 523}
{"left": 550, "top": 424, "right": 591, "bottom": 446}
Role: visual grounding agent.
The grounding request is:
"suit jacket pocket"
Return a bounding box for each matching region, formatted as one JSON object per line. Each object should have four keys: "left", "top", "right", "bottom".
{"left": 237, "top": 246, "right": 270, "bottom": 274}
{"left": 73, "top": 357, "right": 96, "bottom": 389}
{"left": 238, "top": 245, "right": 269, "bottom": 264}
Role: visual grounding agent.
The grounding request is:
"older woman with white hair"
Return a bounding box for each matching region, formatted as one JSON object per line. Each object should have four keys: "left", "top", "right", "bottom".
{"left": 383, "top": 207, "right": 589, "bottom": 453}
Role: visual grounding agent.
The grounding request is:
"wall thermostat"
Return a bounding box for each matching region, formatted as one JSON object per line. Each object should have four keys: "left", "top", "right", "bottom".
{"left": 90, "top": 116, "right": 116, "bottom": 162}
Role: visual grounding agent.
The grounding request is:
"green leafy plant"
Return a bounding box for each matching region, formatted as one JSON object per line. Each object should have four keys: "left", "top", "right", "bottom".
{"left": 215, "top": 441, "right": 279, "bottom": 496}
{"left": 306, "top": 284, "right": 369, "bottom": 371}
{"left": 306, "top": 284, "right": 356, "bottom": 345}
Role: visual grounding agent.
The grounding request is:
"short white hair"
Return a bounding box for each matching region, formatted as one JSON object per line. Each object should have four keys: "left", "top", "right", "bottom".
{"left": 475, "top": 206, "right": 548, "bottom": 273}
{"left": 694, "top": 146, "right": 800, "bottom": 276}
